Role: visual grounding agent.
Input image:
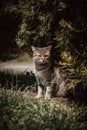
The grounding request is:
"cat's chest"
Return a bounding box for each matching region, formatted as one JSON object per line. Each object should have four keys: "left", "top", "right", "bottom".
{"left": 35, "top": 63, "right": 49, "bottom": 71}
{"left": 36, "top": 69, "right": 52, "bottom": 78}
{"left": 34, "top": 61, "right": 54, "bottom": 78}
{"left": 36, "top": 70, "right": 53, "bottom": 86}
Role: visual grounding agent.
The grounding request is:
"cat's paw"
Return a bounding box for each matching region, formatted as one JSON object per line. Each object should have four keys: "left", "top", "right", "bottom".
{"left": 35, "top": 94, "right": 42, "bottom": 99}
{"left": 44, "top": 93, "right": 51, "bottom": 100}
{"left": 44, "top": 96, "right": 51, "bottom": 100}
{"left": 45, "top": 87, "right": 52, "bottom": 100}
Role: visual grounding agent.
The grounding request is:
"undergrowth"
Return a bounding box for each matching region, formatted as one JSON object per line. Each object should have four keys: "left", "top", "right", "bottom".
{"left": 0, "top": 70, "right": 87, "bottom": 130}
{"left": 0, "top": 88, "right": 87, "bottom": 130}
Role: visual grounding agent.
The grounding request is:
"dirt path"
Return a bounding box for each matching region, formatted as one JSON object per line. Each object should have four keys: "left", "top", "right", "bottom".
{"left": 0, "top": 60, "right": 33, "bottom": 72}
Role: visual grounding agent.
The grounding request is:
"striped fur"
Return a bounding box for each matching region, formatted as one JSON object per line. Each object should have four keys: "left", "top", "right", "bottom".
{"left": 31, "top": 45, "right": 66, "bottom": 99}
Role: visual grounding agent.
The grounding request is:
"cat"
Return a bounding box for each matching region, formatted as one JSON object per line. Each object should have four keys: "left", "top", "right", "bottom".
{"left": 31, "top": 45, "right": 66, "bottom": 99}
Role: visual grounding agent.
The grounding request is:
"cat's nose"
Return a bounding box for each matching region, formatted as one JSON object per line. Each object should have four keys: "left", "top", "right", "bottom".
{"left": 41, "top": 56, "right": 45, "bottom": 61}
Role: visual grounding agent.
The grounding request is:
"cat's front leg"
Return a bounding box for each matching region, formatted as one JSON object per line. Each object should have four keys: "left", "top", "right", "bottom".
{"left": 45, "top": 86, "right": 52, "bottom": 100}
{"left": 35, "top": 86, "right": 43, "bottom": 99}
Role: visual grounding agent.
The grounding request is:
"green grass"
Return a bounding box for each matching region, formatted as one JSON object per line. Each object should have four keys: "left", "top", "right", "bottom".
{"left": 0, "top": 70, "right": 87, "bottom": 130}
{"left": 0, "top": 70, "right": 36, "bottom": 91}
{"left": 0, "top": 88, "right": 87, "bottom": 130}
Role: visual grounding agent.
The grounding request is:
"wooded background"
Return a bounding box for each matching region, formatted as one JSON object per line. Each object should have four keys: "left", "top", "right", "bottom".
{"left": 0, "top": 0, "right": 87, "bottom": 102}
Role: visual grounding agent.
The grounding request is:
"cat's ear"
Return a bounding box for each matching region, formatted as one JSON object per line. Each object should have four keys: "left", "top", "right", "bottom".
{"left": 46, "top": 45, "right": 52, "bottom": 51}
{"left": 31, "top": 46, "right": 37, "bottom": 51}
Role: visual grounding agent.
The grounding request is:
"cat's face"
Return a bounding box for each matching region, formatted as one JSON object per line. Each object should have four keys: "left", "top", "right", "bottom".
{"left": 31, "top": 45, "right": 52, "bottom": 63}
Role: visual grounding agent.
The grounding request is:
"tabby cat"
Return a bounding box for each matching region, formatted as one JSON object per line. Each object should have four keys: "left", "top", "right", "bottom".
{"left": 31, "top": 45, "right": 66, "bottom": 99}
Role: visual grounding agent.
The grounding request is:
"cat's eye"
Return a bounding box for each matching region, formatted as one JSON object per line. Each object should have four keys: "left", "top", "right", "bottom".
{"left": 34, "top": 53, "right": 41, "bottom": 57}
{"left": 44, "top": 55, "right": 48, "bottom": 57}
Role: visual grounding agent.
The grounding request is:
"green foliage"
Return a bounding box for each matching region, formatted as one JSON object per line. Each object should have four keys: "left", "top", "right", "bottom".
{"left": 1, "top": 0, "right": 67, "bottom": 46}
{"left": 0, "top": 88, "right": 87, "bottom": 130}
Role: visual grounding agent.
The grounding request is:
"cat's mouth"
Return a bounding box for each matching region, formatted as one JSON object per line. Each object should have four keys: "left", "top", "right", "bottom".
{"left": 39, "top": 60, "right": 46, "bottom": 63}
{"left": 35, "top": 60, "right": 48, "bottom": 65}
{"left": 39, "top": 61, "right": 46, "bottom": 64}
